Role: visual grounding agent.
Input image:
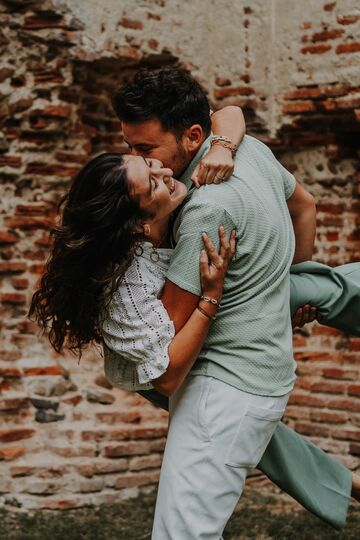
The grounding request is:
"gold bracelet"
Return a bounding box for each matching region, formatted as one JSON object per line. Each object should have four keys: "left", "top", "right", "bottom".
{"left": 210, "top": 135, "right": 237, "bottom": 157}
{"left": 197, "top": 305, "right": 216, "bottom": 321}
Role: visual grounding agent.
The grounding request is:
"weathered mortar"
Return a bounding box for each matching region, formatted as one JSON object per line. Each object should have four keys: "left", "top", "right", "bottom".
{"left": 0, "top": 0, "right": 359, "bottom": 510}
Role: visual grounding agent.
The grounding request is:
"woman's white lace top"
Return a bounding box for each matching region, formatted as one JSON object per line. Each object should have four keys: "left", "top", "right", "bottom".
{"left": 101, "top": 243, "right": 175, "bottom": 391}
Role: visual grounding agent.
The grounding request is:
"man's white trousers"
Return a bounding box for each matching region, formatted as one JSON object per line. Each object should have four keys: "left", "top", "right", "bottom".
{"left": 152, "top": 375, "right": 290, "bottom": 540}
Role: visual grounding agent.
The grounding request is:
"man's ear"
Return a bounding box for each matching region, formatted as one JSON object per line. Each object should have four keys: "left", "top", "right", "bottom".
{"left": 182, "top": 124, "right": 204, "bottom": 153}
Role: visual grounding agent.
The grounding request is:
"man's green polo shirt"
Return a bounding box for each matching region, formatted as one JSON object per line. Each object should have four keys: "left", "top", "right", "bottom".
{"left": 167, "top": 135, "right": 297, "bottom": 396}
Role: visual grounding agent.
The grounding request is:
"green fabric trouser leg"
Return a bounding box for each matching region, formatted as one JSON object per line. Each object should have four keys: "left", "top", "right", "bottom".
{"left": 258, "top": 421, "right": 351, "bottom": 530}
{"left": 139, "top": 389, "right": 351, "bottom": 530}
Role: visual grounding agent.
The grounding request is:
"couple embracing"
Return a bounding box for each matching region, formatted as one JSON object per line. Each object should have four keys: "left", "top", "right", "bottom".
{"left": 31, "top": 68, "right": 360, "bottom": 539}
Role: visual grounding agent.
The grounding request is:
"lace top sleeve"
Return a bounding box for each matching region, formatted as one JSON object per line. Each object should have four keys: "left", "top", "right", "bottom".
{"left": 102, "top": 251, "right": 175, "bottom": 390}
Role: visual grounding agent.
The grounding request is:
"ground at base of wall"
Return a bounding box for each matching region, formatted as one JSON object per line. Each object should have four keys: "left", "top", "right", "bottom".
{"left": 0, "top": 487, "right": 359, "bottom": 540}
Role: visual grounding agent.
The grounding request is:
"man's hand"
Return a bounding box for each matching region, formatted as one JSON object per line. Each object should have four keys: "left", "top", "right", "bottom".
{"left": 292, "top": 304, "right": 318, "bottom": 329}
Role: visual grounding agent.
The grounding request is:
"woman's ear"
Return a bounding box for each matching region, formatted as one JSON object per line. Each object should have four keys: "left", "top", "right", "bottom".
{"left": 130, "top": 222, "right": 151, "bottom": 236}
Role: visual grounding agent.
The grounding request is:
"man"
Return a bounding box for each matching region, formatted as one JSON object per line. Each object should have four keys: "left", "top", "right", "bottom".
{"left": 113, "top": 68, "right": 359, "bottom": 536}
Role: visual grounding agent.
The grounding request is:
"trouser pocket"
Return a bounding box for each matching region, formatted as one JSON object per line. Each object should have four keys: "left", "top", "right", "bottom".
{"left": 225, "top": 405, "right": 284, "bottom": 469}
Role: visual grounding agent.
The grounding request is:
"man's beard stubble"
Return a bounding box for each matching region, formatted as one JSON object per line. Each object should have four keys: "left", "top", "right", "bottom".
{"left": 172, "top": 141, "right": 191, "bottom": 179}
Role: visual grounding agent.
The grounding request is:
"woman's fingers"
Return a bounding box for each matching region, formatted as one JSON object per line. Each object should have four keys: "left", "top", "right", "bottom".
{"left": 199, "top": 249, "right": 210, "bottom": 279}
{"left": 202, "top": 232, "right": 222, "bottom": 268}
{"left": 202, "top": 227, "right": 237, "bottom": 267}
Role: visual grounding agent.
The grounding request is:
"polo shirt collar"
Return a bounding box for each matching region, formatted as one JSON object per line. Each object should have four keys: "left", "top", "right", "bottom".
{"left": 179, "top": 136, "right": 211, "bottom": 190}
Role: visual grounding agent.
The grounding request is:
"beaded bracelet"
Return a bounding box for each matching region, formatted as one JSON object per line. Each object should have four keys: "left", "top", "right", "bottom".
{"left": 197, "top": 305, "right": 216, "bottom": 321}
{"left": 200, "top": 295, "right": 221, "bottom": 310}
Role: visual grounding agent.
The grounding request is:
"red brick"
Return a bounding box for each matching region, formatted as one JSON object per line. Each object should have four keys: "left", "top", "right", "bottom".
{"left": 0, "top": 367, "right": 22, "bottom": 377}
{"left": 288, "top": 392, "right": 327, "bottom": 408}
{"left": 349, "top": 339, "right": 360, "bottom": 352}
{"left": 55, "top": 151, "right": 88, "bottom": 164}
{"left": 9, "top": 98, "right": 33, "bottom": 114}
{"left": 310, "top": 410, "right": 347, "bottom": 424}
{"left": 96, "top": 411, "right": 142, "bottom": 425}
{"left": 324, "top": 2, "right": 336, "bottom": 11}
{"left": 294, "top": 351, "right": 336, "bottom": 362}
{"left": 215, "top": 77, "right": 232, "bottom": 87}
{"left": 0, "top": 231, "right": 19, "bottom": 244}
{"left": 333, "top": 428, "right": 360, "bottom": 441}
{"left": 23, "top": 14, "right": 64, "bottom": 29}
{"left": 30, "top": 263, "right": 45, "bottom": 274}
{"left": 312, "top": 29, "right": 344, "bottom": 42}
{"left": 337, "top": 15, "right": 360, "bottom": 25}
{"left": 350, "top": 443, "right": 360, "bottom": 455}
{"left": 5, "top": 217, "right": 52, "bottom": 230}
{"left": 10, "top": 465, "right": 34, "bottom": 476}
{"left": 328, "top": 399, "right": 360, "bottom": 412}
{"left": 323, "top": 368, "right": 358, "bottom": 380}
{"left": 295, "top": 421, "right": 330, "bottom": 437}
{"left": 114, "top": 471, "right": 160, "bottom": 489}
{"left": 0, "top": 396, "right": 29, "bottom": 410}
{"left": 34, "top": 71, "right": 64, "bottom": 84}
{"left": 61, "top": 393, "right": 82, "bottom": 406}
{"left": 23, "top": 365, "right": 64, "bottom": 376}
{"left": 1, "top": 292, "right": 26, "bottom": 305}
{"left": 15, "top": 204, "right": 49, "bottom": 215}
{"left": 25, "top": 163, "right": 79, "bottom": 177}
{"left": 348, "top": 384, "right": 360, "bottom": 397}
{"left": 0, "top": 67, "right": 14, "bottom": 82}
{"left": 291, "top": 84, "right": 350, "bottom": 100}
{"left": 0, "top": 428, "right": 35, "bottom": 443}
{"left": 0, "top": 155, "right": 22, "bottom": 168}
{"left": 0, "top": 349, "right": 21, "bottom": 361}
{"left": 11, "top": 277, "right": 29, "bottom": 290}
{"left": 283, "top": 101, "right": 316, "bottom": 113}
{"left": 293, "top": 335, "right": 307, "bottom": 347}
{"left": 317, "top": 202, "right": 345, "bottom": 214}
{"left": 214, "top": 86, "right": 254, "bottom": 99}
{"left": 120, "top": 17, "right": 144, "bottom": 30}
{"left": 336, "top": 42, "right": 360, "bottom": 54}
{"left": 301, "top": 44, "right": 332, "bottom": 54}
{"left": 310, "top": 381, "right": 347, "bottom": 394}
{"left": 32, "top": 105, "right": 72, "bottom": 118}
{"left": 311, "top": 326, "right": 342, "bottom": 337}
{"left": 148, "top": 38, "right": 158, "bottom": 50}
{"left": 0, "top": 447, "right": 26, "bottom": 460}
{"left": 103, "top": 441, "right": 154, "bottom": 458}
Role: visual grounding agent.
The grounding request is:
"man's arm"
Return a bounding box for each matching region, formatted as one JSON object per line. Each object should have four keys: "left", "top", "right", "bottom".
{"left": 287, "top": 182, "right": 316, "bottom": 264}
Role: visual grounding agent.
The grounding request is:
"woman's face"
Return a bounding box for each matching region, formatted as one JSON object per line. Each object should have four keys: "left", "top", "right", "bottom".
{"left": 124, "top": 155, "right": 188, "bottom": 222}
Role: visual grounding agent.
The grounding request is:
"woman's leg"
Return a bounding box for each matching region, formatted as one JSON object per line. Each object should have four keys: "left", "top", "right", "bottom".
{"left": 290, "top": 261, "right": 360, "bottom": 335}
{"left": 258, "top": 422, "right": 352, "bottom": 529}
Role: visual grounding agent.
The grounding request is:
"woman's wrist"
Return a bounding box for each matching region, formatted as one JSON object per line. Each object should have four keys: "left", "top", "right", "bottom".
{"left": 198, "top": 298, "right": 219, "bottom": 318}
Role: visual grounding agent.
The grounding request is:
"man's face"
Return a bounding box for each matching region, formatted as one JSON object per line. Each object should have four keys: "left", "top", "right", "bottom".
{"left": 122, "top": 119, "right": 191, "bottom": 178}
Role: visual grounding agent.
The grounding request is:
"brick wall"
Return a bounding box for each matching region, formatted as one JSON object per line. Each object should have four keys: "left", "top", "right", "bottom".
{"left": 0, "top": 0, "right": 359, "bottom": 510}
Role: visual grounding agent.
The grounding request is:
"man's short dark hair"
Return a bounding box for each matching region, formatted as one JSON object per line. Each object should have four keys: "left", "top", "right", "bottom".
{"left": 113, "top": 68, "right": 211, "bottom": 139}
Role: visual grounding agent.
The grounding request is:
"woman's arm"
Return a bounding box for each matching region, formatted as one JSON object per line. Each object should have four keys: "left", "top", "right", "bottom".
{"left": 152, "top": 228, "right": 236, "bottom": 396}
{"left": 191, "top": 106, "right": 246, "bottom": 187}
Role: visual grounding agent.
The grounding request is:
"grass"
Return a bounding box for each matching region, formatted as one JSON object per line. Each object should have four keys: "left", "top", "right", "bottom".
{"left": 0, "top": 488, "right": 359, "bottom": 539}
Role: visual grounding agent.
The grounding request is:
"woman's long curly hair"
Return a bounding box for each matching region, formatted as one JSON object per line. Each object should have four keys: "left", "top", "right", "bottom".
{"left": 29, "top": 152, "right": 149, "bottom": 357}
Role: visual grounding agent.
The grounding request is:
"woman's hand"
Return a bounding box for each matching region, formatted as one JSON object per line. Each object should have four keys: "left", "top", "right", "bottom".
{"left": 191, "top": 146, "right": 234, "bottom": 188}
{"left": 200, "top": 226, "right": 236, "bottom": 301}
